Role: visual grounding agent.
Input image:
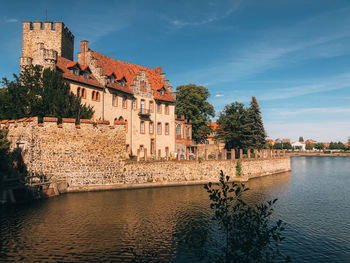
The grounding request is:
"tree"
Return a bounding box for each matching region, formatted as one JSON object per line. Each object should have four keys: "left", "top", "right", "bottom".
{"left": 244, "top": 96, "right": 266, "bottom": 149}
{"left": 0, "top": 129, "right": 10, "bottom": 177}
{"left": 273, "top": 142, "right": 283, "bottom": 150}
{"left": 204, "top": 171, "right": 289, "bottom": 262}
{"left": 175, "top": 84, "right": 215, "bottom": 143}
{"left": 216, "top": 102, "right": 249, "bottom": 150}
{"left": 314, "top": 143, "right": 325, "bottom": 150}
{"left": 282, "top": 142, "right": 292, "bottom": 150}
{"left": 0, "top": 65, "right": 93, "bottom": 121}
{"left": 298, "top": 136, "right": 304, "bottom": 142}
{"left": 305, "top": 143, "right": 314, "bottom": 151}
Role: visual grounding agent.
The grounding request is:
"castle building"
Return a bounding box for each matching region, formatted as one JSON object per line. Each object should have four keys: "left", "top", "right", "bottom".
{"left": 20, "top": 21, "right": 191, "bottom": 157}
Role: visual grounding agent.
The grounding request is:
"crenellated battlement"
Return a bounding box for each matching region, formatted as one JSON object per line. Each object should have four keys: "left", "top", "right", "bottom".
{"left": 23, "top": 21, "right": 74, "bottom": 40}
{"left": 0, "top": 117, "right": 125, "bottom": 131}
{"left": 22, "top": 21, "right": 74, "bottom": 62}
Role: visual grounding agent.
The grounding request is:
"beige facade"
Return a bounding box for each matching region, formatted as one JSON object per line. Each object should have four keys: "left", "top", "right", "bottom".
{"left": 20, "top": 21, "right": 177, "bottom": 158}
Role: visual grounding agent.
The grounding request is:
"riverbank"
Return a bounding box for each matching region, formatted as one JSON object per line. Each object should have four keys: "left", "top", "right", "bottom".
{"left": 288, "top": 152, "right": 350, "bottom": 157}
{"left": 66, "top": 157, "right": 291, "bottom": 192}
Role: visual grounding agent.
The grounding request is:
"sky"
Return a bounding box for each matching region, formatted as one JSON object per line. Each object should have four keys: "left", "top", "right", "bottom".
{"left": 0, "top": 0, "right": 349, "bottom": 142}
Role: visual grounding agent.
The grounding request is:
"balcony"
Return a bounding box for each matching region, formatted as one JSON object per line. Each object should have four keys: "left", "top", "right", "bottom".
{"left": 138, "top": 108, "right": 151, "bottom": 118}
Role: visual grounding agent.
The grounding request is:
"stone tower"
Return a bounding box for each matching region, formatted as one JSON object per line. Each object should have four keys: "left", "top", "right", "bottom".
{"left": 20, "top": 21, "right": 74, "bottom": 69}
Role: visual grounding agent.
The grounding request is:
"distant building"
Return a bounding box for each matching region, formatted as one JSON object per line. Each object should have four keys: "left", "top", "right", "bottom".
{"left": 305, "top": 139, "right": 317, "bottom": 144}
{"left": 292, "top": 141, "right": 306, "bottom": 151}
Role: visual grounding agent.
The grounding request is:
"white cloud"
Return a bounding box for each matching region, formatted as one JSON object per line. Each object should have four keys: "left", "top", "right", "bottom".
{"left": 4, "top": 17, "right": 18, "bottom": 23}
{"left": 215, "top": 94, "right": 224, "bottom": 97}
{"left": 278, "top": 107, "right": 350, "bottom": 116}
{"left": 168, "top": 0, "right": 241, "bottom": 28}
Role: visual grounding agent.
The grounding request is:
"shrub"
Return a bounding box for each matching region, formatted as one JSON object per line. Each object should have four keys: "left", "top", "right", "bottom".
{"left": 235, "top": 160, "right": 242, "bottom": 177}
{"left": 204, "top": 171, "right": 289, "bottom": 262}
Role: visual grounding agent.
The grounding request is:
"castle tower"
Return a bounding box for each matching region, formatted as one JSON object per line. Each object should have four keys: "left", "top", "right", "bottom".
{"left": 20, "top": 21, "right": 74, "bottom": 69}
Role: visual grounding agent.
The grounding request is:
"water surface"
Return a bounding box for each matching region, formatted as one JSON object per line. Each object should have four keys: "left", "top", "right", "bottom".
{"left": 1, "top": 157, "right": 350, "bottom": 262}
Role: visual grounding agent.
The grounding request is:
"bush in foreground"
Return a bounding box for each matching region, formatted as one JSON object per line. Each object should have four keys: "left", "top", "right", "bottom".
{"left": 204, "top": 171, "right": 290, "bottom": 262}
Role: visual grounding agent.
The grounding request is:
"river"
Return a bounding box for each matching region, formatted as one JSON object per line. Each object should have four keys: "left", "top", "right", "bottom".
{"left": 1, "top": 157, "right": 350, "bottom": 262}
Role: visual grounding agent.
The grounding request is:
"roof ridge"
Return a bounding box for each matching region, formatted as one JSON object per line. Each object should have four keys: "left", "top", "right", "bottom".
{"left": 90, "top": 49, "right": 156, "bottom": 72}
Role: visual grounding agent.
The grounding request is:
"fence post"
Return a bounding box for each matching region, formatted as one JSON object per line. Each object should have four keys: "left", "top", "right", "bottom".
{"left": 239, "top": 149, "right": 243, "bottom": 159}
{"left": 247, "top": 149, "right": 251, "bottom": 159}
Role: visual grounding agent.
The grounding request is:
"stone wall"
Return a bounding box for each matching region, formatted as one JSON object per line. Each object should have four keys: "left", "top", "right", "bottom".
{"left": 120, "top": 157, "right": 291, "bottom": 185}
{"left": 1, "top": 117, "right": 291, "bottom": 193}
{"left": 1, "top": 117, "right": 126, "bottom": 187}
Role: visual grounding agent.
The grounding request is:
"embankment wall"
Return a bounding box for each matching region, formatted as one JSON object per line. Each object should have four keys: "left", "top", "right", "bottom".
{"left": 1, "top": 117, "right": 291, "bottom": 193}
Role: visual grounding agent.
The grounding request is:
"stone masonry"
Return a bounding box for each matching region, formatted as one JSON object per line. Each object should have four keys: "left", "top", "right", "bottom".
{"left": 1, "top": 117, "right": 126, "bottom": 187}
{"left": 1, "top": 117, "right": 291, "bottom": 192}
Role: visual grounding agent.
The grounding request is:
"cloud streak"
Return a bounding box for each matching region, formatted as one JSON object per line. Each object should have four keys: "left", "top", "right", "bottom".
{"left": 4, "top": 17, "right": 18, "bottom": 23}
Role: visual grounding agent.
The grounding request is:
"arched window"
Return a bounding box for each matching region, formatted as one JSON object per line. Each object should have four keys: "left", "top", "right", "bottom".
{"left": 176, "top": 124, "right": 182, "bottom": 135}
{"left": 81, "top": 88, "right": 86, "bottom": 98}
{"left": 77, "top": 87, "right": 81, "bottom": 97}
{"left": 118, "top": 116, "right": 124, "bottom": 121}
{"left": 92, "top": 91, "right": 95, "bottom": 100}
{"left": 96, "top": 92, "right": 100, "bottom": 101}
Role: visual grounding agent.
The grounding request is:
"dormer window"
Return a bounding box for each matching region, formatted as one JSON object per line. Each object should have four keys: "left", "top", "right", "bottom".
{"left": 159, "top": 87, "right": 165, "bottom": 96}
{"left": 73, "top": 68, "right": 79, "bottom": 76}
{"left": 110, "top": 77, "right": 115, "bottom": 84}
{"left": 118, "top": 77, "right": 127, "bottom": 87}
{"left": 83, "top": 72, "right": 89, "bottom": 79}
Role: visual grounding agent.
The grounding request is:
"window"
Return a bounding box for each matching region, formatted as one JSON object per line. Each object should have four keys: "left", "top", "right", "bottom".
{"left": 118, "top": 78, "right": 126, "bottom": 87}
{"left": 157, "top": 103, "right": 162, "bottom": 113}
{"left": 140, "top": 80, "right": 146, "bottom": 92}
{"left": 122, "top": 96, "right": 127, "bottom": 108}
{"left": 112, "top": 94, "right": 117, "bottom": 106}
{"left": 165, "top": 104, "right": 169, "bottom": 114}
{"left": 149, "top": 121, "right": 154, "bottom": 134}
{"left": 140, "top": 145, "right": 144, "bottom": 151}
{"left": 160, "top": 88, "right": 165, "bottom": 96}
{"left": 96, "top": 92, "right": 100, "bottom": 102}
{"left": 73, "top": 68, "right": 79, "bottom": 76}
{"left": 186, "top": 127, "right": 191, "bottom": 138}
{"left": 140, "top": 121, "right": 145, "bottom": 134}
{"left": 140, "top": 99, "right": 145, "bottom": 110}
{"left": 176, "top": 124, "right": 182, "bottom": 135}
{"left": 83, "top": 72, "right": 89, "bottom": 79}
{"left": 165, "top": 123, "right": 169, "bottom": 135}
{"left": 81, "top": 88, "right": 86, "bottom": 98}
{"left": 149, "top": 101, "right": 154, "bottom": 113}
{"left": 126, "top": 144, "right": 129, "bottom": 152}
{"left": 92, "top": 91, "right": 95, "bottom": 100}
{"left": 110, "top": 76, "right": 115, "bottom": 83}
{"left": 77, "top": 87, "right": 81, "bottom": 97}
{"left": 157, "top": 122, "right": 162, "bottom": 135}
{"left": 132, "top": 98, "right": 137, "bottom": 109}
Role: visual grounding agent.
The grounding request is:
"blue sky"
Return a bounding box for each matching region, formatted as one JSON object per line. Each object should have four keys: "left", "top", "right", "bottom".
{"left": 1, "top": 0, "right": 350, "bottom": 142}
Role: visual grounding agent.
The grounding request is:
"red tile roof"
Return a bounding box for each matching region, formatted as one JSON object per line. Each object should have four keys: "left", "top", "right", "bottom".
{"left": 56, "top": 57, "right": 103, "bottom": 88}
{"left": 90, "top": 50, "right": 174, "bottom": 102}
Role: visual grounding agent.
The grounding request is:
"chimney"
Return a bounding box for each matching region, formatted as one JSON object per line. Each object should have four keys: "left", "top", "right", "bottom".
{"left": 80, "top": 40, "right": 88, "bottom": 65}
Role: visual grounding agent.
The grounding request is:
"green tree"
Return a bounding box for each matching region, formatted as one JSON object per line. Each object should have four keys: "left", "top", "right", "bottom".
{"left": 244, "top": 96, "right": 266, "bottom": 149}
{"left": 0, "top": 65, "right": 93, "bottom": 121}
{"left": 204, "top": 171, "right": 289, "bottom": 262}
{"left": 314, "top": 143, "right": 325, "bottom": 150}
{"left": 305, "top": 143, "right": 315, "bottom": 151}
{"left": 175, "top": 84, "right": 215, "bottom": 143}
{"left": 298, "top": 136, "right": 304, "bottom": 142}
{"left": 273, "top": 142, "right": 283, "bottom": 150}
{"left": 0, "top": 129, "right": 10, "bottom": 177}
{"left": 216, "top": 102, "right": 249, "bottom": 150}
{"left": 282, "top": 142, "right": 292, "bottom": 150}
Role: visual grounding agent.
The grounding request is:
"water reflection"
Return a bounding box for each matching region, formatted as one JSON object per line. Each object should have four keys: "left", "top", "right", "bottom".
{"left": 1, "top": 157, "right": 350, "bottom": 262}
